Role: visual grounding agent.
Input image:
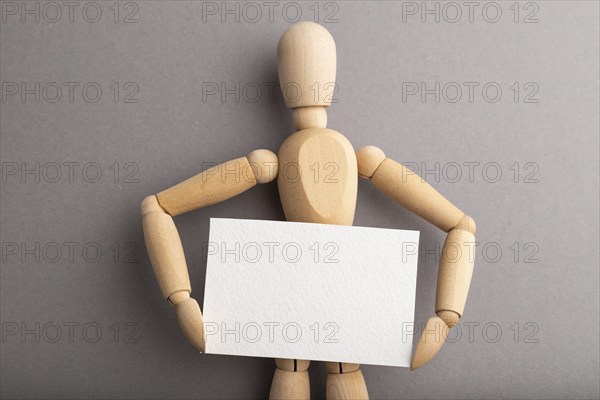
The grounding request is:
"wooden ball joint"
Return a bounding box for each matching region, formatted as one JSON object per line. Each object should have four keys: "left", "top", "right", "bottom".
{"left": 141, "top": 21, "right": 477, "bottom": 399}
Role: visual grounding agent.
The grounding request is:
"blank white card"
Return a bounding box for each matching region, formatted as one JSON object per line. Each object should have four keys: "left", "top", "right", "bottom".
{"left": 202, "top": 218, "right": 420, "bottom": 367}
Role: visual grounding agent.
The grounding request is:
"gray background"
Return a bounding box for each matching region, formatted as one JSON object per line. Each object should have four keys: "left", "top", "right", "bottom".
{"left": 1, "top": 1, "right": 599, "bottom": 399}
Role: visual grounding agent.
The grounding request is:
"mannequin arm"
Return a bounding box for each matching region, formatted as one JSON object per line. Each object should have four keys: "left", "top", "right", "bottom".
{"left": 356, "top": 146, "right": 476, "bottom": 369}
{"left": 142, "top": 150, "right": 278, "bottom": 351}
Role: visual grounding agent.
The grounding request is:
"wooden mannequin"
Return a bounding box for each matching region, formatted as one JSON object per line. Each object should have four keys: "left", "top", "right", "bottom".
{"left": 142, "top": 21, "right": 476, "bottom": 399}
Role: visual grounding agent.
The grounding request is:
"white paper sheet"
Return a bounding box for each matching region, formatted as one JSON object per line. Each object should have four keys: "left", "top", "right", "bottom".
{"left": 202, "top": 218, "right": 420, "bottom": 367}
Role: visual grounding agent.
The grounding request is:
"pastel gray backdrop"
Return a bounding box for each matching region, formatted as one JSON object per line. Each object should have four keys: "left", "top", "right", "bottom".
{"left": 1, "top": 1, "right": 598, "bottom": 399}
